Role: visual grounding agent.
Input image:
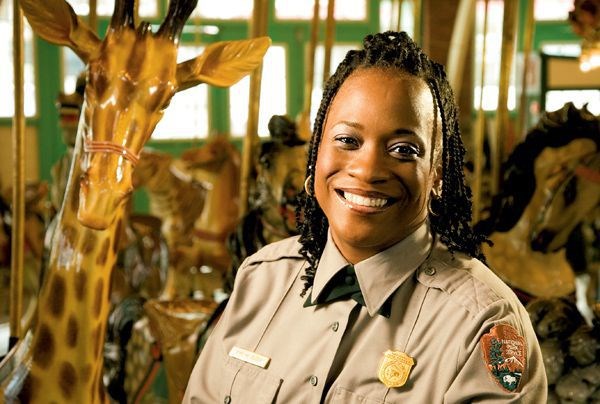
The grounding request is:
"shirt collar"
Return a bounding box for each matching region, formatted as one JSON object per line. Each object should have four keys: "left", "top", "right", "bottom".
{"left": 312, "top": 221, "right": 433, "bottom": 317}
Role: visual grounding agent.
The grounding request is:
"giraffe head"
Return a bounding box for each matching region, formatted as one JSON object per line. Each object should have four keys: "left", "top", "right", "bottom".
{"left": 21, "top": 0, "right": 270, "bottom": 230}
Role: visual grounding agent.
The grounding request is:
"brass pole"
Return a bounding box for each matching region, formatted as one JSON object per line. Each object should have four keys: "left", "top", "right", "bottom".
{"left": 492, "top": 0, "right": 518, "bottom": 195}
{"left": 239, "top": 0, "right": 268, "bottom": 217}
{"left": 10, "top": 0, "right": 25, "bottom": 347}
{"left": 446, "top": 0, "right": 476, "bottom": 98}
{"left": 395, "top": 0, "right": 403, "bottom": 32}
{"left": 413, "top": 0, "right": 421, "bottom": 44}
{"left": 322, "top": 0, "right": 335, "bottom": 85}
{"left": 473, "top": 0, "right": 489, "bottom": 224}
{"left": 304, "top": 0, "right": 320, "bottom": 117}
{"left": 89, "top": 0, "right": 97, "bottom": 33}
{"left": 516, "top": 0, "right": 535, "bottom": 142}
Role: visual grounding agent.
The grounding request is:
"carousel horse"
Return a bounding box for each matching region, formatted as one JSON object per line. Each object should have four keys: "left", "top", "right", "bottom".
{"left": 475, "top": 102, "right": 600, "bottom": 303}
{"left": 0, "top": 0, "right": 269, "bottom": 402}
{"left": 175, "top": 136, "right": 242, "bottom": 297}
{"left": 132, "top": 148, "right": 207, "bottom": 299}
{"left": 227, "top": 114, "right": 307, "bottom": 286}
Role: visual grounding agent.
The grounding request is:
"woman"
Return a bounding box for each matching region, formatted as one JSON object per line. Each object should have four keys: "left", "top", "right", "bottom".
{"left": 184, "top": 31, "right": 546, "bottom": 403}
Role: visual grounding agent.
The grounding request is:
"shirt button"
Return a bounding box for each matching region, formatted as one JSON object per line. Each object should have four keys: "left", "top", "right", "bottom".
{"left": 424, "top": 267, "right": 436, "bottom": 276}
{"left": 344, "top": 275, "right": 355, "bottom": 285}
{"left": 309, "top": 375, "right": 318, "bottom": 386}
{"left": 224, "top": 396, "right": 231, "bottom": 404}
{"left": 331, "top": 321, "right": 339, "bottom": 332}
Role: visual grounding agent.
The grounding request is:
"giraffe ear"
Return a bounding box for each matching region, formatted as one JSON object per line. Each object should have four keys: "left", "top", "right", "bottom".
{"left": 20, "top": 0, "right": 101, "bottom": 63}
{"left": 175, "top": 37, "right": 271, "bottom": 92}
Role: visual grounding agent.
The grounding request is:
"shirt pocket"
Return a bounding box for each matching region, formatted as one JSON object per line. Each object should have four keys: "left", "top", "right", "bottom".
{"left": 330, "top": 386, "right": 386, "bottom": 404}
{"left": 221, "top": 355, "right": 283, "bottom": 404}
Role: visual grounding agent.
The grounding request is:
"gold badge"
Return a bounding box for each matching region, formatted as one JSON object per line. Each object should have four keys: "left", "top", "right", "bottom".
{"left": 377, "top": 350, "right": 414, "bottom": 388}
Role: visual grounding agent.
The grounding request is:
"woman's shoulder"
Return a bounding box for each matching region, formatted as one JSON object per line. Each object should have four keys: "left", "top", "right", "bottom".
{"left": 244, "top": 235, "right": 304, "bottom": 265}
{"left": 418, "top": 240, "right": 526, "bottom": 322}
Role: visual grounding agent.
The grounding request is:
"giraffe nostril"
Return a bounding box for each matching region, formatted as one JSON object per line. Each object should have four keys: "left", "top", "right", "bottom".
{"left": 531, "top": 229, "right": 556, "bottom": 252}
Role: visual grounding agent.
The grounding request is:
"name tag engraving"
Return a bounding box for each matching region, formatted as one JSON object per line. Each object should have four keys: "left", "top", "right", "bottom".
{"left": 229, "top": 346, "right": 271, "bottom": 368}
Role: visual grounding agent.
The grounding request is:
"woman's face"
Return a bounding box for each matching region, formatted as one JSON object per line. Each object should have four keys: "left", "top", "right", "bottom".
{"left": 314, "top": 67, "right": 440, "bottom": 263}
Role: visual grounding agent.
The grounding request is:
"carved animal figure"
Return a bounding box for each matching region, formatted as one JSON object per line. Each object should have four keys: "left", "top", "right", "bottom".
{"left": 476, "top": 103, "right": 600, "bottom": 300}
{"left": 132, "top": 148, "right": 207, "bottom": 299}
{"left": 227, "top": 115, "right": 307, "bottom": 283}
{"left": 175, "top": 137, "right": 242, "bottom": 297}
{"left": 0, "top": 0, "right": 269, "bottom": 402}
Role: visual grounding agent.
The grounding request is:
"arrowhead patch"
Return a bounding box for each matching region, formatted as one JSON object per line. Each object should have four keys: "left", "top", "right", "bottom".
{"left": 481, "top": 323, "right": 526, "bottom": 392}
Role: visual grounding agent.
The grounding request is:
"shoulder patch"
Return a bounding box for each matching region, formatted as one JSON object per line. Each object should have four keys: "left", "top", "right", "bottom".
{"left": 481, "top": 323, "right": 526, "bottom": 392}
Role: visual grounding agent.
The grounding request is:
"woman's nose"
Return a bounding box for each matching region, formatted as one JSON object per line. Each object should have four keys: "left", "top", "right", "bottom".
{"left": 347, "top": 145, "right": 389, "bottom": 183}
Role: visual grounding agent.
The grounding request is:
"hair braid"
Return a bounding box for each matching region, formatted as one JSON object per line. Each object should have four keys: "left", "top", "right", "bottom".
{"left": 297, "top": 31, "right": 487, "bottom": 295}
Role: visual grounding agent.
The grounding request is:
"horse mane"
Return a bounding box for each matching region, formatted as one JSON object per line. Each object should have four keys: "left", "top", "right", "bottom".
{"left": 475, "top": 102, "right": 600, "bottom": 236}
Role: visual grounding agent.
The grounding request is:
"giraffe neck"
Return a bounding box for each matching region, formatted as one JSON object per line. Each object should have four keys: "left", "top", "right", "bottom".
{"left": 22, "top": 141, "right": 123, "bottom": 403}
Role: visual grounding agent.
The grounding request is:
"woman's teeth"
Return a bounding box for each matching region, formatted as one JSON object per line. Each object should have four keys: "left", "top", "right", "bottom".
{"left": 343, "top": 191, "right": 388, "bottom": 208}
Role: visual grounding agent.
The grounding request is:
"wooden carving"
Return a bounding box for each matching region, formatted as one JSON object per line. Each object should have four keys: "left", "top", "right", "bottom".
{"left": 0, "top": 0, "right": 269, "bottom": 402}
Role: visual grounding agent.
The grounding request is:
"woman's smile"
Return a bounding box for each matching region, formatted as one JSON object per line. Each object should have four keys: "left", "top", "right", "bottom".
{"left": 335, "top": 188, "right": 396, "bottom": 212}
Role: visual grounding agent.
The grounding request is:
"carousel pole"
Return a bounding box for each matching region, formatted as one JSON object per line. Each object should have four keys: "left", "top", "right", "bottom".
{"left": 89, "top": 0, "right": 97, "bottom": 33}
{"left": 491, "top": 0, "right": 518, "bottom": 195}
{"left": 322, "top": 0, "right": 335, "bottom": 85}
{"left": 239, "top": 0, "right": 268, "bottom": 217}
{"left": 9, "top": 0, "right": 25, "bottom": 348}
{"left": 413, "top": 0, "right": 422, "bottom": 44}
{"left": 395, "top": 0, "right": 403, "bottom": 31}
{"left": 472, "top": 0, "right": 489, "bottom": 224}
{"left": 516, "top": 0, "right": 535, "bottom": 142}
{"left": 446, "top": 0, "right": 476, "bottom": 99}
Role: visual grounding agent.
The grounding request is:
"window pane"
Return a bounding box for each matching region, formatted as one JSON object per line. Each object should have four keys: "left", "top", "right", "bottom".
{"left": 275, "top": 0, "right": 366, "bottom": 21}
{"left": 0, "top": 0, "right": 36, "bottom": 117}
{"left": 62, "top": 48, "right": 86, "bottom": 94}
{"left": 534, "top": 0, "right": 573, "bottom": 21}
{"left": 229, "top": 46, "right": 287, "bottom": 137}
{"left": 191, "top": 0, "right": 253, "bottom": 19}
{"left": 152, "top": 46, "right": 209, "bottom": 140}
{"left": 546, "top": 90, "right": 600, "bottom": 115}
{"left": 379, "top": 0, "right": 414, "bottom": 37}
{"left": 69, "top": 0, "right": 158, "bottom": 18}
{"left": 310, "top": 44, "right": 357, "bottom": 124}
{"left": 473, "top": 0, "right": 516, "bottom": 111}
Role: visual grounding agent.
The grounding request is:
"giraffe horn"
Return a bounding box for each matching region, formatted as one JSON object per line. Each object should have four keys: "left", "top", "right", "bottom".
{"left": 110, "top": 0, "right": 135, "bottom": 30}
{"left": 157, "top": 0, "right": 198, "bottom": 43}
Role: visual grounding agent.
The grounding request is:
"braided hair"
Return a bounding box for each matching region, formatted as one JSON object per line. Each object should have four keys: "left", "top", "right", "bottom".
{"left": 296, "top": 31, "right": 487, "bottom": 295}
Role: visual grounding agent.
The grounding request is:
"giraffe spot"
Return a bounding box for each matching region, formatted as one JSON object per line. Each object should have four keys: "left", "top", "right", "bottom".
{"left": 33, "top": 324, "right": 54, "bottom": 369}
{"left": 81, "top": 363, "right": 92, "bottom": 383}
{"left": 59, "top": 362, "right": 77, "bottom": 399}
{"left": 48, "top": 276, "right": 66, "bottom": 318}
{"left": 66, "top": 315, "right": 78, "bottom": 347}
{"left": 18, "top": 374, "right": 36, "bottom": 402}
{"left": 61, "top": 224, "right": 78, "bottom": 248}
{"left": 96, "top": 238, "right": 110, "bottom": 266}
{"left": 113, "top": 218, "right": 123, "bottom": 254}
{"left": 74, "top": 271, "right": 87, "bottom": 301}
{"left": 93, "top": 279, "right": 104, "bottom": 318}
{"left": 70, "top": 191, "right": 80, "bottom": 216}
{"left": 80, "top": 233, "right": 97, "bottom": 254}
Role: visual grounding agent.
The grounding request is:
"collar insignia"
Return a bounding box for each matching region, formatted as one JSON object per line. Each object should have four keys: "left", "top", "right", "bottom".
{"left": 377, "top": 350, "right": 414, "bottom": 388}
{"left": 481, "top": 323, "right": 526, "bottom": 392}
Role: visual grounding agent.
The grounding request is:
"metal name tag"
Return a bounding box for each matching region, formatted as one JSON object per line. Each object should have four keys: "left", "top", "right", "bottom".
{"left": 229, "top": 346, "right": 271, "bottom": 369}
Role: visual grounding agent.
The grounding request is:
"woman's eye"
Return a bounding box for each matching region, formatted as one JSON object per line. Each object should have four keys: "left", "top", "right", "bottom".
{"left": 389, "top": 143, "right": 420, "bottom": 158}
{"left": 334, "top": 135, "right": 359, "bottom": 148}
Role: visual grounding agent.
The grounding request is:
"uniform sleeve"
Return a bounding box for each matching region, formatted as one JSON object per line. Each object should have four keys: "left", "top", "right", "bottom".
{"left": 444, "top": 300, "right": 548, "bottom": 403}
{"left": 182, "top": 257, "right": 253, "bottom": 404}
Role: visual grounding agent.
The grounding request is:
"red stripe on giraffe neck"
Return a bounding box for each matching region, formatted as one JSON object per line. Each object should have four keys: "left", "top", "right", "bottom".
{"left": 84, "top": 139, "right": 140, "bottom": 166}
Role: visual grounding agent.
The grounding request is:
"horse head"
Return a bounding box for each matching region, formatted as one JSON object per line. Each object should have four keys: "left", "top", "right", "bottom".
{"left": 253, "top": 115, "right": 307, "bottom": 240}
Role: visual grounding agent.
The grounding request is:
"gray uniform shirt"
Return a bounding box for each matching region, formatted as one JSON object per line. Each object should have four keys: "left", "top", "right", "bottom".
{"left": 184, "top": 223, "right": 547, "bottom": 403}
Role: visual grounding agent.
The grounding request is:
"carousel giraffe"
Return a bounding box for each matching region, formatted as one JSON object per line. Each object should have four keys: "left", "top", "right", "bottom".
{"left": 0, "top": 0, "right": 269, "bottom": 402}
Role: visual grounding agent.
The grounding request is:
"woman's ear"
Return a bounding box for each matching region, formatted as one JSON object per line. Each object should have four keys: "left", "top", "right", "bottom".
{"left": 432, "top": 167, "right": 443, "bottom": 198}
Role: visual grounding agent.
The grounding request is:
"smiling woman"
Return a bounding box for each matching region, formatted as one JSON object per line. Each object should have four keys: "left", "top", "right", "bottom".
{"left": 184, "top": 31, "right": 548, "bottom": 403}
